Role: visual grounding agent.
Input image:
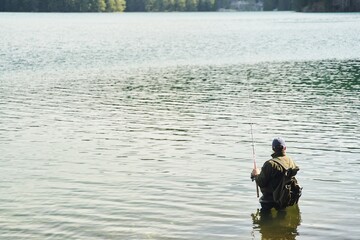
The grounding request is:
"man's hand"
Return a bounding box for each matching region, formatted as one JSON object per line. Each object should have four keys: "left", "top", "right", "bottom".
{"left": 251, "top": 168, "right": 260, "bottom": 179}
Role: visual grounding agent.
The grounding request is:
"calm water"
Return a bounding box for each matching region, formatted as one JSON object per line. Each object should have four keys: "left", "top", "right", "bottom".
{"left": 0, "top": 12, "right": 360, "bottom": 240}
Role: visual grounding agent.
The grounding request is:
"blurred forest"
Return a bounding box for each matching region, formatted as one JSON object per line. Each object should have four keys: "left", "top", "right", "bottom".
{"left": 0, "top": 0, "right": 359, "bottom": 12}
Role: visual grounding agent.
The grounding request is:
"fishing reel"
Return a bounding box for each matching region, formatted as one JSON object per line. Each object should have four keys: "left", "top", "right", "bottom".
{"left": 250, "top": 174, "right": 256, "bottom": 181}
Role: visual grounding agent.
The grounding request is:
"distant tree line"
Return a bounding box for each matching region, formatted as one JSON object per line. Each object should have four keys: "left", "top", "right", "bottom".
{"left": 127, "top": 0, "right": 216, "bottom": 11}
{"left": 1, "top": 0, "right": 359, "bottom": 12}
{"left": 263, "top": 0, "right": 360, "bottom": 12}
{"left": 0, "top": 0, "right": 216, "bottom": 12}
{"left": 0, "top": 0, "right": 126, "bottom": 12}
{"left": 262, "top": 0, "right": 293, "bottom": 11}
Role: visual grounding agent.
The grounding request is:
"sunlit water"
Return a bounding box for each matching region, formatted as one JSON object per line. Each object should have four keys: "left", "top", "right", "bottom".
{"left": 0, "top": 12, "right": 360, "bottom": 240}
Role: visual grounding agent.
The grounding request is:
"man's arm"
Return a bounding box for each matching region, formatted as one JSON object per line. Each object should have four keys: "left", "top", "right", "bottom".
{"left": 251, "top": 161, "right": 272, "bottom": 188}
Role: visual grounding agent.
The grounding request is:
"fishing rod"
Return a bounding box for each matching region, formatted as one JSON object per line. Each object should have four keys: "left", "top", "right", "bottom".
{"left": 250, "top": 122, "right": 259, "bottom": 198}
{"left": 247, "top": 71, "right": 259, "bottom": 198}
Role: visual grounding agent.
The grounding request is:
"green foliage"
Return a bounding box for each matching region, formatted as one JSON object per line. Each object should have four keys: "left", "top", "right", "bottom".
{"left": 105, "top": 0, "right": 126, "bottom": 11}
{"left": 80, "top": 0, "right": 91, "bottom": 11}
{"left": 186, "top": 0, "right": 198, "bottom": 11}
{"left": 0, "top": 0, "right": 125, "bottom": 12}
{"left": 106, "top": 0, "right": 116, "bottom": 11}
{"left": 198, "top": 0, "right": 215, "bottom": 11}
{"left": 1, "top": 0, "right": 360, "bottom": 12}
{"left": 64, "top": 0, "right": 79, "bottom": 11}
{"left": 130, "top": 0, "right": 214, "bottom": 11}
{"left": 175, "top": 0, "right": 186, "bottom": 11}
{"left": 163, "top": 0, "right": 176, "bottom": 11}
{"left": 144, "top": 0, "right": 157, "bottom": 11}
{"left": 115, "top": 0, "right": 126, "bottom": 11}
{"left": 0, "top": 0, "right": 215, "bottom": 12}
{"left": 99, "top": 0, "right": 107, "bottom": 11}
{"left": 90, "top": 0, "right": 106, "bottom": 11}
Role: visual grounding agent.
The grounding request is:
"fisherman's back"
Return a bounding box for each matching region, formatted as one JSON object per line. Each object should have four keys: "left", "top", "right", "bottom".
{"left": 257, "top": 155, "right": 296, "bottom": 194}
{"left": 251, "top": 138, "right": 301, "bottom": 211}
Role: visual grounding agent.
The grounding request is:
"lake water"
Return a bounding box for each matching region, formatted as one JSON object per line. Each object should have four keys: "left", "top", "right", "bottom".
{"left": 0, "top": 12, "right": 359, "bottom": 240}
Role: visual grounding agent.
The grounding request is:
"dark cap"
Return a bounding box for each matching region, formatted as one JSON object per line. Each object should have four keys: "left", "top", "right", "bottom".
{"left": 272, "top": 137, "right": 286, "bottom": 149}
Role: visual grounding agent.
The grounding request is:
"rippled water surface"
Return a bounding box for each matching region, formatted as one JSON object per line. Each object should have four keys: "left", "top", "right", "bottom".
{"left": 1, "top": 12, "right": 360, "bottom": 240}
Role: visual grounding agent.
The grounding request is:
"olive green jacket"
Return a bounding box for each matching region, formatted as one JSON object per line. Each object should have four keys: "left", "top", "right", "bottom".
{"left": 254, "top": 153, "right": 298, "bottom": 200}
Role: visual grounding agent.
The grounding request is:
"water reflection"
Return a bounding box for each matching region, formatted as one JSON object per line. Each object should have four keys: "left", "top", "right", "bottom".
{"left": 251, "top": 205, "right": 301, "bottom": 240}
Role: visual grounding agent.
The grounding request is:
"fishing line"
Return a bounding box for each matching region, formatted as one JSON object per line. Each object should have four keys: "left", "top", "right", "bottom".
{"left": 246, "top": 70, "right": 259, "bottom": 198}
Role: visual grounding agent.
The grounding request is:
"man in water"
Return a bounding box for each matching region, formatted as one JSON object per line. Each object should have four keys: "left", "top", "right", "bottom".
{"left": 251, "top": 137, "right": 300, "bottom": 211}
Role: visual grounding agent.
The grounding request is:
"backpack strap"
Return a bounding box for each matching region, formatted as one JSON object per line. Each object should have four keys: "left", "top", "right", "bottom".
{"left": 273, "top": 158, "right": 299, "bottom": 177}
{"left": 272, "top": 158, "right": 289, "bottom": 171}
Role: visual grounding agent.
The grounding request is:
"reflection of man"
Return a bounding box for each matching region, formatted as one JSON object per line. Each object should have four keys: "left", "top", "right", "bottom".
{"left": 251, "top": 205, "right": 301, "bottom": 240}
